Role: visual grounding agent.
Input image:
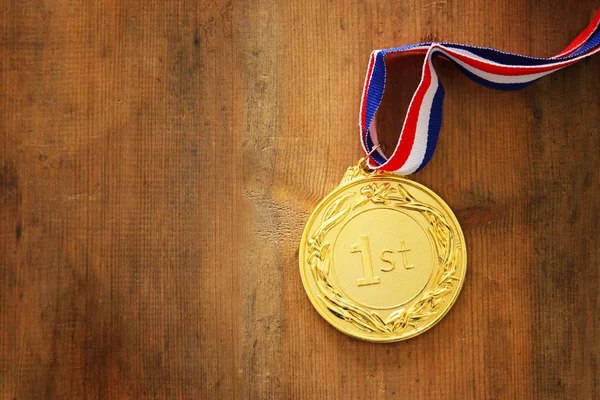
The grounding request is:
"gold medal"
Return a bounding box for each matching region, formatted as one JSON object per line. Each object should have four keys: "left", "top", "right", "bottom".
{"left": 298, "top": 9, "right": 600, "bottom": 341}
{"left": 299, "top": 159, "right": 466, "bottom": 342}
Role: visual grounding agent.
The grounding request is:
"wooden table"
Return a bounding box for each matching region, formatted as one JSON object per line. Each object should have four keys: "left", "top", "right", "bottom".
{"left": 1, "top": 1, "right": 598, "bottom": 398}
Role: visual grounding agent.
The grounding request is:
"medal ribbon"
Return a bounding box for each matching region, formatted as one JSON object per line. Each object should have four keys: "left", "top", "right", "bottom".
{"left": 361, "top": 9, "right": 600, "bottom": 175}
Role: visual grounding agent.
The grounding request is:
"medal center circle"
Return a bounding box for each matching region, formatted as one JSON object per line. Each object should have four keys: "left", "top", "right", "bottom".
{"left": 332, "top": 207, "right": 435, "bottom": 310}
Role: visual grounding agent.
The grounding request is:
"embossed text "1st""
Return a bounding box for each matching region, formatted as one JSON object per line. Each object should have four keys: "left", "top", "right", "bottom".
{"left": 351, "top": 235, "right": 414, "bottom": 287}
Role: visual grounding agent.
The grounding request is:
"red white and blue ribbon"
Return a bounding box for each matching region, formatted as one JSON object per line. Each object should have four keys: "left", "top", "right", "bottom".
{"left": 361, "top": 9, "right": 600, "bottom": 175}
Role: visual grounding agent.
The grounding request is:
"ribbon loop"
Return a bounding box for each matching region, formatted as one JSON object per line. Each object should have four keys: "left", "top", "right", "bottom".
{"left": 361, "top": 9, "right": 600, "bottom": 175}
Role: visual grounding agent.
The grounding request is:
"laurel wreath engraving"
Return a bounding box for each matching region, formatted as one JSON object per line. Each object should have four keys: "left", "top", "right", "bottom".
{"left": 306, "top": 181, "right": 459, "bottom": 335}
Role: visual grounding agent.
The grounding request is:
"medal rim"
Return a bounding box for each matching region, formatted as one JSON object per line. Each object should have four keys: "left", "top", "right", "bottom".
{"left": 299, "top": 172, "right": 467, "bottom": 343}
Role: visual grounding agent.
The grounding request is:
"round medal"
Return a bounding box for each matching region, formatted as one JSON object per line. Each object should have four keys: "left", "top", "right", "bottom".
{"left": 298, "top": 11, "right": 599, "bottom": 341}
{"left": 299, "top": 162, "right": 466, "bottom": 342}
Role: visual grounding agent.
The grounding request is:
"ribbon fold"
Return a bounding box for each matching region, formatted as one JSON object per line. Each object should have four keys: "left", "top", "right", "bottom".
{"left": 361, "top": 9, "right": 600, "bottom": 175}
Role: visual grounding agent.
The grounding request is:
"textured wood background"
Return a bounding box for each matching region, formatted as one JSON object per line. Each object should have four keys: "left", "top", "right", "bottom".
{"left": 1, "top": 1, "right": 599, "bottom": 399}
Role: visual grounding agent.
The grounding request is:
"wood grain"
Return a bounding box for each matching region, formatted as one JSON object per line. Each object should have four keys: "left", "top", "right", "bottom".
{"left": 1, "top": 1, "right": 599, "bottom": 398}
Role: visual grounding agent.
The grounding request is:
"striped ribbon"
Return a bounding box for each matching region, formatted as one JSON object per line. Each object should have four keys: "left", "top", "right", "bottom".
{"left": 361, "top": 9, "right": 600, "bottom": 175}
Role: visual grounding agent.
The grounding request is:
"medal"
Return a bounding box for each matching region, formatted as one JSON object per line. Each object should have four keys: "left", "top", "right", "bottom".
{"left": 300, "top": 10, "right": 600, "bottom": 341}
{"left": 300, "top": 158, "right": 466, "bottom": 341}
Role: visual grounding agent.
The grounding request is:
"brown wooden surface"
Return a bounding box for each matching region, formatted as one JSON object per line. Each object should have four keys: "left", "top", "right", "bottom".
{"left": 1, "top": 1, "right": 599, "bottom": 399}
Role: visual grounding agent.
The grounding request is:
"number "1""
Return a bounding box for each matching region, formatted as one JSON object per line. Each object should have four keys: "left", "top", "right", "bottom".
{"left": 350, "top": 235, "right": 381, "bottom": 286}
